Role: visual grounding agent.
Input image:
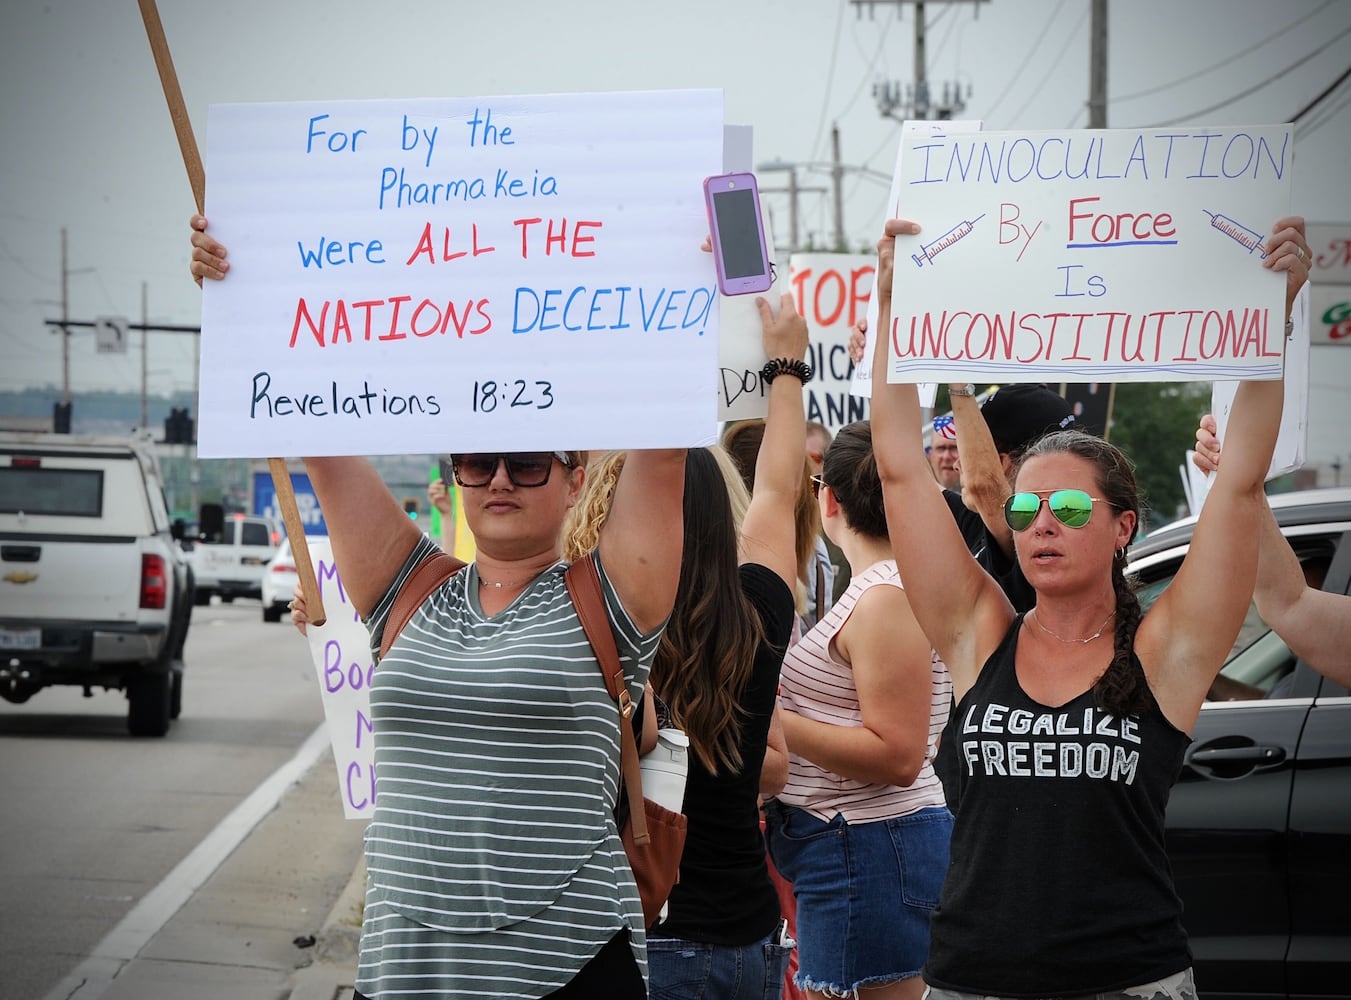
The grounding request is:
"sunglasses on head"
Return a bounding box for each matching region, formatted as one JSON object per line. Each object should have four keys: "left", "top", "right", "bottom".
{"left": 1003, "top": 489, "right": 1107, "bottom": 532}
{"left": 446, "top": 452, "right": 572, "bottom": 488}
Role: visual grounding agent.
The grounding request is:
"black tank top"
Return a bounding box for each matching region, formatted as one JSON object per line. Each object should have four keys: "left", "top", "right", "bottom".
{"left": 924, "top": 614, "right": 1193, "bottom": 996}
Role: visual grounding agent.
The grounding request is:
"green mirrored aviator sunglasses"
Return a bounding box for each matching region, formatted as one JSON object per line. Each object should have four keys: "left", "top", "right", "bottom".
{"left": 1003, "top": 489, "right": 1106, "bottom": 532}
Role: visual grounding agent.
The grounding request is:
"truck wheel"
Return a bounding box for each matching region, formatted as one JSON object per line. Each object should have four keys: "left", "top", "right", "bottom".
{"left": 263, "top": 602, "right": 284, "bottom": 623}
{"left": 193, "top": 588, "right": 211, "bottom": 606}
{"left": 170, "top": 670, "right": 183, "bottom": 720}
{"left": 127, "top": 672, "right": 171, "bottom": 737}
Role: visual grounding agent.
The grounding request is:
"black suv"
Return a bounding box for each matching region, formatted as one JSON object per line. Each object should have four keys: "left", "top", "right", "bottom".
{"left": 1127, "top": 487, "right": 1351, "bottom": 1000}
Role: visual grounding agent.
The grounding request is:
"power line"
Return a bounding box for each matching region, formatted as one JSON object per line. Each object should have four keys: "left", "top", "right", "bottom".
{"left": 1291, "top": 62, "right": 1351, "bottom": 122}
{"left": 983, "top": 0, "right": 1064, "bottom": 124}
{"left": 1298, "top": 88, "right": 1351, "bottom": 140}
{"left": 1006, "top": 5, "right": 1090, "bottom": 127}
{"left": 809, "top": 3, "right": 848, "bottom": 164}
{"left": 1150, "top": 23, "right": 1351, "bottom": 127}
{"left": 1112, "top": 1, "right": 1334, "bottom": 104}
{"left": 836, "top": 8, "right": 898, "bottom": 121}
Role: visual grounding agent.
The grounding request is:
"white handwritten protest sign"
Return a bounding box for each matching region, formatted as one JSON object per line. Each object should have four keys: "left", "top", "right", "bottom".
{"left": 790, "top": 253, "right": 873, "bottom": 434}
{"left": 297, "top": 537, "right": 376, "bottom": 819}
{"left": 852, "top": 120, "right": 983, "bottom": 406}
{"left": 199, "top": 90, "right": 724, "bottom": 459}
{"left": 882, "top": 125, "right": 1293, "bottom": 385}
{"left": 716, "top": 213, "right": 789, "bottom": 421}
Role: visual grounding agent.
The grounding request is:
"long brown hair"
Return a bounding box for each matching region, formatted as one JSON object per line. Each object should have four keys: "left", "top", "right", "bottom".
{"left": 652, "top": 447, "right": 765, "bottom": 774}
{"left": 1018, "top": 430, "right": 1148, "bottom": 717}
{"left": 722, "top": 419, "right": 820, "bottom": 607}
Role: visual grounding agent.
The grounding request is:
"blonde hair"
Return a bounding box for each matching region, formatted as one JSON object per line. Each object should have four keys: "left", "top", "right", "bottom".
{"left": 562, "top": 450, "right": 625, "bottom": 561}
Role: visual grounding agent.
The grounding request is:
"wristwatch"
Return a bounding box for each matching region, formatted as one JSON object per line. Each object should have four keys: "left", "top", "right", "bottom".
{"left": 948, "top": 383, "right": 976, "bottom": 398}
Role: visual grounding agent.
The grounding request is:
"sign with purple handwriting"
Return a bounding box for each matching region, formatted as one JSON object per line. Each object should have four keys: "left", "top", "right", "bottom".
{"left": 884, "top": 125, "right": 1293, "bottom": 384}
{"left": 199, "top": 90, "right": 724, "bottom": 458}
{"left": 297, "top": 537, "right": 376, "bottom": 820}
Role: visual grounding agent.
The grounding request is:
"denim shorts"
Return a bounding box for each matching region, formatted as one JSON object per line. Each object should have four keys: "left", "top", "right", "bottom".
{"left": 764, "top": 800, "right": 953, "bottom": 996}
{"left": 923, "top": 966, "right": 1198, "bottom": 1000}
{"left": 647, "top": 927, "right": 794, "bottom": 1000}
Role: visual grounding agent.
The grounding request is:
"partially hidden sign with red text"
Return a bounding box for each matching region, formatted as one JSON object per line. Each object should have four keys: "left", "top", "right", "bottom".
{"left": 199, "top": 90, "right": 724, "bottom": 458}
{"left": 884, "top": 124, "right": 1294, "bottom": 384}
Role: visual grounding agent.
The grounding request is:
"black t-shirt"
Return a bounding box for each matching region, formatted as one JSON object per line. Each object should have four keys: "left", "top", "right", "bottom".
{"left": 653, "top": 563, "right": 794, "bottom": 945}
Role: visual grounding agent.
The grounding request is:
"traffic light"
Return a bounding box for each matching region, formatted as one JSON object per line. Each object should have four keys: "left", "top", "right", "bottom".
{"left": 163, "top": 407, "right": 195, "bottom": 444}
{"left": 53, "top": 401, "right": 72, "bottom": 434}
{"left": 402, "top": 497, "right": 420, "bottom": 519}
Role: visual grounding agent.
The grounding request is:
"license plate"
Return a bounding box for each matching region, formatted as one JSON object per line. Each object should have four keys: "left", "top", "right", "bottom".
{"left": 0, "top": 628, "right": 41, "bottom": 651}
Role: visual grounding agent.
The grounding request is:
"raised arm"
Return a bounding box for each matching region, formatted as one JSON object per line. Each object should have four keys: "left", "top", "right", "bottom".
{"left": 598, "top": 448, "right": 686, "bottom": 634}
{"left": 1194, "top": 414, "right": 1351, "bottom": 687}
{"left": 188, "top": 214, "right": 421, "bottom": 617}
{"left": 1254, "top": 500, "right": 1351, "bottom": 685}
{"left": 738, "top": 295, "right": 810, "bottom": 590}
{"left": 869, "top": 220, "right": 1013, "bottom": 699}
{"left": 948, "top": 383, "right": 1014, "bottom": 558}
{"left": 303, "top": 457, "right": 423, "bottom": 617}
{"left": 1140, "top": 217, "right": 1307, "bottom": 725}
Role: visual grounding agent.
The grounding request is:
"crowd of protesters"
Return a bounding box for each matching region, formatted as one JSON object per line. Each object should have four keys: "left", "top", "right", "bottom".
{"left": 190, "top": 199, "right": 1331, "bottom": 1000}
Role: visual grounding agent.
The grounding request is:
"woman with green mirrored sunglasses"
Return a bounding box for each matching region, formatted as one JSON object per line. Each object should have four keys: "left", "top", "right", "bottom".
{"left": 865, "top": 212, "right": 1301, "bottom": 1000}
{"left": 1002, "top": 488, "right": 1109, "bottom": 532}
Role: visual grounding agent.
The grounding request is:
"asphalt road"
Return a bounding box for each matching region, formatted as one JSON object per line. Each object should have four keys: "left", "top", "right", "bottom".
{"left": 0, "top": 598, "right": 363, "bottom": 1000}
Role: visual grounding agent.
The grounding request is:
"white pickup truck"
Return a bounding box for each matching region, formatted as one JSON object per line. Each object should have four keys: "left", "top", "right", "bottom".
{"left": 0, "top": 431, "right": 194, "bottom": 736}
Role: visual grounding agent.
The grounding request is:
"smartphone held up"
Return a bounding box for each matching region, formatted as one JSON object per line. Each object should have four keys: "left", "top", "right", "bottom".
{"left": 703, "top": 172, "right": 773, "bottom": 296}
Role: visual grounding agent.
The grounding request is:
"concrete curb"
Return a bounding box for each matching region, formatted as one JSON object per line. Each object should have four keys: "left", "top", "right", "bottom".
{"left": 287, "top": 856, "right": 365, "bottom": 1000}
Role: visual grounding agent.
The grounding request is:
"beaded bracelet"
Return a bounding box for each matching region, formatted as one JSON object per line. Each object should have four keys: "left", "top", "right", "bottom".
{"left": 761, "top": 357, "right": 813, "bottom": 385}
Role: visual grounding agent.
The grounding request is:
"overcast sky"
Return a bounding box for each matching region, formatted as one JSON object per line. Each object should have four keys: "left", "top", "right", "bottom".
{"left": 2, "top": 0, "right": 1348, "bottom": 464}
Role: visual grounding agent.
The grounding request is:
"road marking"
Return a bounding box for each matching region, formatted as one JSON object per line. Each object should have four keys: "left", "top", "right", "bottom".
{"left": 41, "top": 722, "right": 332, "bottom": 1000}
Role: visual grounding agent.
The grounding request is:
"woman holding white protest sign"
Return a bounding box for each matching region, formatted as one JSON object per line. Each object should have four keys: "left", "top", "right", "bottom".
{"left": 867, "top": 213, "right": 1306, "bottom": 999}
{"left": 559, "top": 292, "right": 811, "bottom": 1000}
{"left": 190, "top": 212, "right": 684, "bottom": 999}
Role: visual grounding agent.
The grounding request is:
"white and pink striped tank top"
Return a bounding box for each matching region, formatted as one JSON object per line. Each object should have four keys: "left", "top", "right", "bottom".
{"left": 777, "top": 558, "right": 952, "bottom": 823}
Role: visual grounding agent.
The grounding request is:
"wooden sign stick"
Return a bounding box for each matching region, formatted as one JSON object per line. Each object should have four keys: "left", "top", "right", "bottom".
{"left": 138, "top": 0, "right": 326, "bottom": 624}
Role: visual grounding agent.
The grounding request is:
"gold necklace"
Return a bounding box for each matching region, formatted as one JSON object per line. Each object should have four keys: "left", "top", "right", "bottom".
{"left": 479, "top": 577, "right": 528, "bottom": 590}
{"left": 1030, "top": 608, "right": 1115, "bottom": 645}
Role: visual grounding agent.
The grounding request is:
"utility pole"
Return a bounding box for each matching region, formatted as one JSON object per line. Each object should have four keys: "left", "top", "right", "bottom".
{"left": 831, "top": 125, "right": 846, "bottom": 251}
{"left": 1088, "top": 0, "right": 1108, "bottom": 128}
{"left": 60, "top": 229, "right": 70, "bottom": 407}
{"left": 860, "top": 0, "right": 979, "bottom": 121}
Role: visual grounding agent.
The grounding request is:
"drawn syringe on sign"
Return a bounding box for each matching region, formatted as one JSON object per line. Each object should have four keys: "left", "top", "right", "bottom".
{"left": 1202, "top": 211, "right": 1270, "bottom": 260}
{"left": 912, "top": 214, "right": 985, "bottom": 268}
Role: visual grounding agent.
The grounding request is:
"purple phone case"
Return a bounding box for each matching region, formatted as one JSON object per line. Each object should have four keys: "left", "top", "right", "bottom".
{"left": 703, "top": 172, "right": 773, "bottom": 296}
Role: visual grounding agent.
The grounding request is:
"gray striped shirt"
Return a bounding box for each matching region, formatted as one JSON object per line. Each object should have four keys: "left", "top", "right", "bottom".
{"left": 356, "top": 535, "right": 661, "bottom": 997}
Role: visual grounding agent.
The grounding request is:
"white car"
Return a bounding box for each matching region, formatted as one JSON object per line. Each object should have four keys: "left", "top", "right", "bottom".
{"left": 190, "top": 513, "right": 279, "bottom": 604}
{"left": 260, "top": 535, "right": 329, "bottom": 622}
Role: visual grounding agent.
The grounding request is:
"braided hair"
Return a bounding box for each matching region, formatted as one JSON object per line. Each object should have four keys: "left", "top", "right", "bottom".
{"left": 1018, "top": 430, "right": 1150, "bottom": 717}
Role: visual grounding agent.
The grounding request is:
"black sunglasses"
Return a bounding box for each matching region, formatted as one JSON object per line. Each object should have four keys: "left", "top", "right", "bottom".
{"left": 810, "top": 474, "right": 828, "bottom": 498}
{"left": 445, "top": 452, "right": 572, "bottom": 488}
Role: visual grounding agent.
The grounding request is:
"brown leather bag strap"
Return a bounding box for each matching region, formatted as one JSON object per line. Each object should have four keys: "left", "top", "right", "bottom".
{"left": 565, "top": 553, "right": 650, "bottom": 846}
{"left": 379, "top": 550, "right": 467, "bottom": 661}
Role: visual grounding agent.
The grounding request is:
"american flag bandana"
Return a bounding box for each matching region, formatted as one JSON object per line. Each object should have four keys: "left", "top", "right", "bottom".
{"left": 933, "top": 414, "right": 957, "bottom": 439}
